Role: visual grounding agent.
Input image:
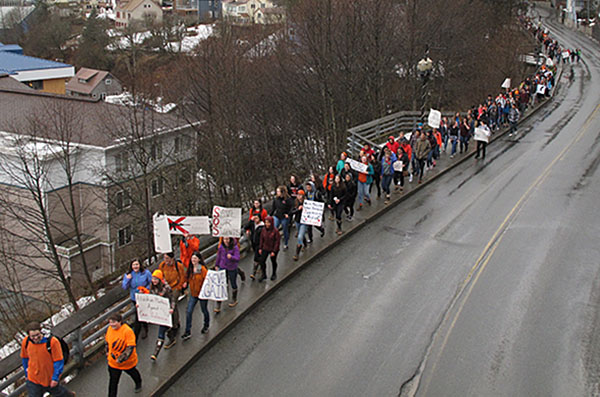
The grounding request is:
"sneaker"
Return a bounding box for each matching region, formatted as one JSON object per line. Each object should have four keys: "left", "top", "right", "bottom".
{"left": 201, "top": 325, "right": 209, "bottom": 334}
{"left": 271, "top": 274, "right": 277, "bottom": 281}
{"left": 164, "top": 338, "right": 177, "bottom": 349}
{"left": 293, "top": 255, "right": 298, "bottom": 261}
{"left": 150, "top": 354, "right": 157, "bottom": 361}
{"left": 409, "top": 174, "right": 413, "bottom": 183}
{"left": 283, "top": 244, "right": 288, "bottom": 250}
{"left": 228, "top": 300, "right": 238, "bottom": 307}
{"left": 357, "top": 204, "right": 363, "bottom": 211}
{"left": 336, "top": 229, "right": 343, "bottom": 236}
{"left": 214, "top": 307, "right": 221, "bottom": 313}
{"left": 347, "top": 216, "right": 353, "bottom": 222}
{"left": 181, "top": 332, "right": 191, "bottom": 341}
{"left": 320, "top": 228, "right": 325, "bottom": 237}
{"left": 366, "top": 198, "right": 371, "bottom": 206}
{"left": 346, "top": 215, "right": 352, "bottom": 221}
{"left": 509, "top": 133, "right": 513, "bottom": 137}
{"left": 134, "top": 384, "right": 142, "bottom": 393}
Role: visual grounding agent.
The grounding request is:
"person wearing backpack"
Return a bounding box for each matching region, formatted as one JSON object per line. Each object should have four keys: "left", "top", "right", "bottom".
{"left": 105, "top": 313, "right": 142, "bottom": 396}
{"left": 21, "top": 321, "right": 75, "bottom": 397}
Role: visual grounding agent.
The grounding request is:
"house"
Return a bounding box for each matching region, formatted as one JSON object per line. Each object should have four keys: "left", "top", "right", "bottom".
{"left": 66, "top": 67, "right": 122, "bottom": 100}
{"left": 115, "top": 0, "right": 162, "bottom": 28}
{"left": 0, "top": 5, "right": 35, "bottom": 36}
{"left": 172, "top": 0, "right": 221, "bottom": 21}
{"left": 0, "top": 48, "right": 74, "bottom": 94}
{"left": 222, "top": 0, "right": 281, "bottom": 24}
{"left": 0, "top": 74, "right": 198, "bottom": 302}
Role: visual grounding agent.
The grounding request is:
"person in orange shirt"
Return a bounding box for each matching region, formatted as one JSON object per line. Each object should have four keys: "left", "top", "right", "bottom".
{"left": 158, "top": 252, "right": 187, "bottom": 343}
{"left": 20, "top": 322, "right": 74, "bottom": 397}
{"left": 182, "top": 252, "right": 210, "bottom": 340}
{"left": 179, "top": 232, "right": 200, "bottom": 271}
{"left": 105, "top": 313, "right": 142, "bottom": 396}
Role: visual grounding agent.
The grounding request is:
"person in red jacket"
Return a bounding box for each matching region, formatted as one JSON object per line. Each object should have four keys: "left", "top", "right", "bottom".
{"left": 385, "top": 135, "right": 399, "bottom": 155}
{"left": 179, "top": 232, "right": 199, "bottom": 271}
{"left": 249, "top": 199, "right": 268, "bottom": 221}
{"left": 258, "top": 216, "right": 281, "bottom": 282}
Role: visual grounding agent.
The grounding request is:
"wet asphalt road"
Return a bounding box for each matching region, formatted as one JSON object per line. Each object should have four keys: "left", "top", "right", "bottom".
{"left": 164, "top": 8, "right": 600, "bottom": 397}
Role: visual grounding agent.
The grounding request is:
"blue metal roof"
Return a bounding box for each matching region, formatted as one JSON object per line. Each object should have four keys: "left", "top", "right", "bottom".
{"left": 0, "top": 43, "right": 24, "bottom": 55}
{"left": 0, "top": 51, "right": 71, "bottom": 73}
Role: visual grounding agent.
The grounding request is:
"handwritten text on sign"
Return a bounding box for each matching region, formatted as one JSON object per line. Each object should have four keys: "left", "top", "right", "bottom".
{"left": 211, "top": 206, "right": 241, "bottom": 238}
{"left": 135, "top": 293, "right": 172, "bottom": 328}
{"left": 300, "top": 200, "right": 325, "bottom": 227}
{"left": 345, "top": 158, "right": 368, "bottom": 173}
{"left": 199, "top": 270, "right": 229, "bottom": 301}
{"left": 474, "top": 126, "right": 491, "bottom": 143}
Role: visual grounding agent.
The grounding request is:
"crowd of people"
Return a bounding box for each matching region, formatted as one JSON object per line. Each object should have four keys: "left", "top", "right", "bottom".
{"left": 17, "top": 13, "right": 570, "bottom": 397}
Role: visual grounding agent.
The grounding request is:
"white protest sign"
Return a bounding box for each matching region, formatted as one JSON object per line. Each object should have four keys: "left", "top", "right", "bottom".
{"left": 300, "top": 200, "right": 325, "bottom": 227}
{"left": 135, "top": 293, "right": 172, "bottom": 327}
{"left": 393, "top": 161, "right": 404, "bottom": 172}
{"left": 474, "top": 126, "right": 491, "bottom": 143}
{"left": 199, "top": 270, "right": 229, "bottom": 301}
{"left": 501, "top": 78, "right": 511, "bottom": 89}
{"left": 536, "top": 84, "right": 546, "bottom": 95}
{"left": 562, "top": 51, "right": 570, "bottom": 59}
{"left": 546, "top": 58, "right": 554, "bottom": 67}
{"left": 153, "top": 213, "right": 172, "bottom": 253}
{"left": 167, "top": 215, "right": 210, "bottom": 235}
{"left": 427, "top": 109, "right": 441, "bottom": 129}
{"left": 346, "top": 158, "right": 368, "bottom": 173}
{"left": 211, "top": 206, "right": 242, "bottom": 237}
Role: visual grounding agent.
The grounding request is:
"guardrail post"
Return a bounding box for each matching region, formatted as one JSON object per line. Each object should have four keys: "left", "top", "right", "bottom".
{"left": 74, "top": 328, "right": 84, "bottom": 368}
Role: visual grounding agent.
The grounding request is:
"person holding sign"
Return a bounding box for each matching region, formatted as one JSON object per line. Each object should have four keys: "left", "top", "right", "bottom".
{"left": 147, "top": 270, "right": 176, "bottom": 361}
{"left": 380, "top": 148, "right": 397, "bottom": 204}
{"left": 304, "top": 182, "right": 326, "bottom": 241}
{"left": 121, "top": 259, "right": 152, "bottom": 340}
{"left": 258, "top": 216, "right": 281, "bottom": 282}
{"left": 356, "top": 156, "right": 374, "bottom": 211}
{"left": 474, "top": 121, "right": 491, "bottom": 160}
{"left": 290, "top": 190, "right": 308, "bottom": 261}
{"left": 182, "top": 252, "right": 209, "bottom": 340}
{"left": 105, "top": 313, "right": 142, "bottom": 396}
{"left": 158, "top": 253, "right": 187, "bottom": 345}
{"left": 214, "top": 237, "right": 241, "bottom": 309}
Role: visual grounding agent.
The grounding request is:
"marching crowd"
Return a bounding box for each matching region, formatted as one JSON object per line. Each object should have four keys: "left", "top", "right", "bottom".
{"left": 18, "top": 13, "right": 568, "bottom": 397}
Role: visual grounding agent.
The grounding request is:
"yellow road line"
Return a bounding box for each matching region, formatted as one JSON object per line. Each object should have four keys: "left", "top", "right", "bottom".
{"left": 420, "top": 103, "right": 600, "bottom": 395}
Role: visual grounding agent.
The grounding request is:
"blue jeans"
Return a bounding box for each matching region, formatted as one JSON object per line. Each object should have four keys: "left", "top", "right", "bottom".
{"left": 158, "top": 325, "right": 168, "bottom": 340}
{"left": 26, "top": 380, "right": 72, "bottom": 397}
{"left": 185, "top": 296, "right": 209, "bottom": 333}
{"left": 450, "top": 137, "right": 458, "bottom": 155}
{"left": 226, "top": 269, "right": 238, "bottom": 290}
{"left": 357, "top": 181, "right": 370, "bottom": 205}
{"left": 382, "top": 174, "right": 393, "bottom": 195}
{"left": 295, "top": 222, "right": 308, "bottom": 246}
{"left": 273, "top": 216, "right": 290, "bottom": 246}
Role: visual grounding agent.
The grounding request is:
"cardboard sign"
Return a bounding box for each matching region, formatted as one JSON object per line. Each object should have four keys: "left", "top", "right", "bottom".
{"left": 211, "top": 206, "right": 241, "bottom": 237}
{"left": 501, "top": 78, "right": 511, "bottom": 89}
{"left": 474, "top": 126, "right": 491, "bottom": 143}
{"left": 300, "top": 200, "right": 325, "bottom": 227}
{"left": 199, "top": 270, "right": 229, "bottom": 301}
{"left": 135, "top": 293, "right": 172, "bottom": 327}
{"left": 153, "top": 213, "right": 172, "bottom": 253}
{"left": 346, "top": 158, "right": 368, "bottom": 173}
{"left": 427, "top": 109, "right": 441, "bottom": 129}
{"left": 536, "top": 84, "right": 546, "bottom": 95}
{"left": 393, "top": 161, "right": 404, "bottom": 172}
{"left": 167, "top": 215, "right": 210, "bottom": 235}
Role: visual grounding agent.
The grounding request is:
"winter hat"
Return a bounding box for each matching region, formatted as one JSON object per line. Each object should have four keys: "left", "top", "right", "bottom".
{"left": 152, "top": 269, "right": 164, "bottom": 281}
{"left": 297, "top": 190, "right": 305, "bottom": 196}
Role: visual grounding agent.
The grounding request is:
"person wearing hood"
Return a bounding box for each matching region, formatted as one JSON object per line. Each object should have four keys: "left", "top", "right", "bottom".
{"left": 385, "top": 136, "right": 399, "bottom": 155}
{"left": 305, "top": 181, "right": 325, "bottom": 242}
{"left": 270, "top": 186, "right": 293, "bottom": 249}
{"left": 122, "top": 259, "right": 152, "bottom": 340}
{"left": 259, "top": 216, "right": 281, "bottom": 281}
{"left": 245, "top": 212, "right": 265, "bottom": 280}
{"left": 290, "top": 190, "right": 308, "bottom": 261}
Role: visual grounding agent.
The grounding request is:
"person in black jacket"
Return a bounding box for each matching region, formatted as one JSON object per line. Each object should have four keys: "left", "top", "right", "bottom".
{"left": 328, "top": 174, "right": 347, "bottom": 235}
{"left": 270, "top": 186, "right": 293, "bottom": 249}
{"left": 245, "top": 213, "right": 265, "bottom": 280}
{"left": 343, "top": 173, "right": 357, "bottom": 221}
{"left": 305, "top": 181, "right": 325, "bottom": 242}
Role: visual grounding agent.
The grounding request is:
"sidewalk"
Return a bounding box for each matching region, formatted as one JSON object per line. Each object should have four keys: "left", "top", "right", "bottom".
{"left": 66, "top": 92, "right": 557, "bottom": 397}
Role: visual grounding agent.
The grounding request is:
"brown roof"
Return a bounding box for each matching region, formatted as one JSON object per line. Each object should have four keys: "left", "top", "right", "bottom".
{"left": 0, "top": 76, "right": 190, "bottom": 148}
{"left": 66, "top": 68, "right": 110, "bottom": 95}
{"left": 117, "top": 0, "right": 155, "bottom": 12}
{"left": 0, "top": 75, "right": 34, "bottom": 91}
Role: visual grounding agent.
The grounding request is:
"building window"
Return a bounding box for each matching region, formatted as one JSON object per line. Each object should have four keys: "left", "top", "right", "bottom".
{"left": 151, "top": 141, "right": 162, "bottom": 161}
{"left": 115, "top": 152, "right": 128, "bottom": 172}
{"left": 174, "top": 135, "right": 190, "bottom": 153}
{"left": 151, "top": 178, "right": 164, "bottom": 197}
{"left": 239, "top": 5, "right": 246, "bottom": 11}
{"left": 117, "top": 11, "right": 120, "bottom": 17}
{"left": 101, "top": 93, "right": 107, "bottom": 100}
{"left": 115, "top": 189, "right": 132, "bottom": 212}
{"left": 175, "top": 167, "right": 192, "bottom": 189}
{"left": 118, "top": 226, "right": 132, "bottom": 247}
{"left": 105, "top": 78, "right": 112, "bottom": 86}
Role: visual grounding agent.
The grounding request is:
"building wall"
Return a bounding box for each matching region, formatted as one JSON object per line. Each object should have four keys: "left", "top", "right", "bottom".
{"left": 42, "top": 77, "right": 68, "bottom": 94}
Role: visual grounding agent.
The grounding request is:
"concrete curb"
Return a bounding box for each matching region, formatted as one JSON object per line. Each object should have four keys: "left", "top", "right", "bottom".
{"left": 150, "top": 78, "right": 561, "bottom": 396}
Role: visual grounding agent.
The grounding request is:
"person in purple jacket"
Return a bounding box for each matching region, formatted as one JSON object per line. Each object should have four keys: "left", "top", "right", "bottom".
{"left": 214, "top": 237, "right": 240, "bottom": 312}
{"left": 122, "top": 259, "right": 152, "bottom": 340}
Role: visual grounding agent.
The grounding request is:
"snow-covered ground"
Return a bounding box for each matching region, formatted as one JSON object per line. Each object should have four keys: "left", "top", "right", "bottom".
{"left": 105, "top": 92, "right": 176, "bottom": 113}
{"left": 106, "top": 24, "right": 213, "bottom": 52}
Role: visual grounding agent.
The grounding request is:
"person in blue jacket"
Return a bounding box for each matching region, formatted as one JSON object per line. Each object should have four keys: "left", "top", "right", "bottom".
{"left": 122, "top": 259, "right": 152, "bottom": 340}
{"left": 380, "top": 148, "right": 397, "bottom": 204}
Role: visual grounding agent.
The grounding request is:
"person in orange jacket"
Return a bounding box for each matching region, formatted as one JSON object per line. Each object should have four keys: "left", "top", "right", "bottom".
{"left": 105, "top": 313, "right": 142, "bottom": 396}
{"left": 182, "top": 252, "right": 209, "bottom": 339}
{"left": 179, "top": 232, "right": 200, "bottom": 271}
{"left": 158, "top": 253, "right": 187, "bottom": 342}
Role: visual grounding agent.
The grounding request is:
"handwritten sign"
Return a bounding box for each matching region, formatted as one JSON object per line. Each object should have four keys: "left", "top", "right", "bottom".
{"left": 346, "top": 158, "right": 368, "bottom": 173}
{"left": 153, "top": 213, "right": 172, "bottom": 253}
{"left": 393, "top": 161, "right": 403, "bottom": 172}
{"left": 167, "top": 215, "right": 210, "bottom": 235}
{"left": 427, "top": 109, "right": 441, "bottom": 129}
{"left": 211, "top": 206, "right": 241, "bottom": 237}
{"left": 474, "top": 126, "right": 491, "bottom": 143}
{"left": 199, "top": 270, "right": 228, "bottom": 301}
{"left": 135, "top": 293, "right": 172, "bottom": 327}
{"left": 501, "top": 78, "right": 511, "bottom": 89}
{"left": 300, "top": 200, "right": 325, "bottom": 227}
{"left": 536, "top": 84, "right": 546, "bottom": 95}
